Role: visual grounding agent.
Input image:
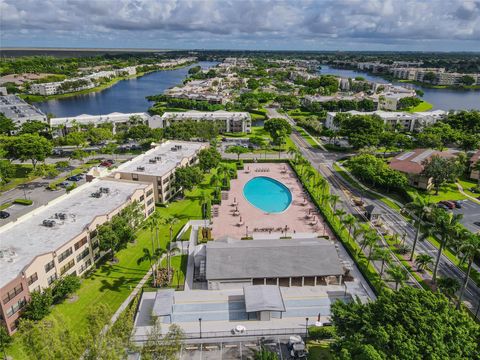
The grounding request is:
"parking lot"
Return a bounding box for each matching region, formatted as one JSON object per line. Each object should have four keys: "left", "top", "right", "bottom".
{"left": 452, "top": 199, "right": 480, "bottom": 233}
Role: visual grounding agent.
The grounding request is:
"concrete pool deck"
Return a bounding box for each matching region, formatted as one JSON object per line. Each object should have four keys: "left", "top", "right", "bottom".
{"left": 211, "top": 162, "right": 333, "bottom": 240}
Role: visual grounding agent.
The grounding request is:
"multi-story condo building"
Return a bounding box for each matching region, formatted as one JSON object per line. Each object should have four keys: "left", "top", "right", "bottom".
{"left": 0, "top": 178, "right": 154, "bottom": 334}
{"left": 0, "top": 95, "right": 47, "bottom": 128}
{"left": 391, "top": 67, "right": 480, "bottom": 86}
{"left": 325, "top": 110, "right": 446, "bottom": 132}
{"left": 160, "top": 111, "right": 251, "bottom": 133}
{"left": 112, "top": 141, "right": 208, "bottom": 203}
{"left": 49, "top": 112, "right": 162, "bottom": 135}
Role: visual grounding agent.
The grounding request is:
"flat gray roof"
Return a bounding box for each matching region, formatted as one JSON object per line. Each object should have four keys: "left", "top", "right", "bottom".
{"left": 152, "top": 289, "right": 175, "bottom": 317}
{"left": 0, "top": 95, "right": 46, "bottom": 123}
{"left": 243, "top": 285, "right": 285, "bottom": 313}
{"left": 206, "top": 238, "right": 344, "bottom": 280}
{"left": 115, "top": 140, "right": 206, "bottom": 176}
{"left": 0, "top": 179, "right": 148, "bottom": 288}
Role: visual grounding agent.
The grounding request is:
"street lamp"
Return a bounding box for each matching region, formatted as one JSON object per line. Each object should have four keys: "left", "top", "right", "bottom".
{"left": 305, "top": 317, "right": 309, "bottom": 343}
{"left": 245, "top": 225, "right": 249, "bottom": 238}
{"left": 198, "top": 317, "right": 202, "bottom": 339}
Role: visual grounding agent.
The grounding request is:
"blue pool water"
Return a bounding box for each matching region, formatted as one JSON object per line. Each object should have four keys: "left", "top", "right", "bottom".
{"left": 243, "top": 177, "right": 292, "bottom": 213}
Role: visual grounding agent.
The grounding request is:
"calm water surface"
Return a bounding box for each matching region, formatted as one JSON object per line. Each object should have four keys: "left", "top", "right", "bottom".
{"left": 319, "top": 65, "right": 480, "bottom": 111}
{"left": 35, "top": 61, "right": 219, "bottom": 117}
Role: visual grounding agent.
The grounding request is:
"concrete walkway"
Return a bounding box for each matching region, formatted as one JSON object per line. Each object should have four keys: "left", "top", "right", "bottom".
{"left": 185, "top": 220, "right": 205, "bottom": 291}
{"left": 456, "top": 182, "right": 480, "bottom": 204}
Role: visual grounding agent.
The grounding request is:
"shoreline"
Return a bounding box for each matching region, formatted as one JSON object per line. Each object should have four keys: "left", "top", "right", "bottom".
{"left": 20, "top": 62, "right": 196, "bottom": 104}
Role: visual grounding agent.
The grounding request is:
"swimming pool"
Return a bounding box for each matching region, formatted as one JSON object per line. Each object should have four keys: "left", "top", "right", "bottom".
{"left": 243, "top": 176, "right": 292, "bottom": 213}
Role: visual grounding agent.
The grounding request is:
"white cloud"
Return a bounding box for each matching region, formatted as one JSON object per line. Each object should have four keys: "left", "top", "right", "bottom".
{"left": 1, "top": 0, "right": 479, "bottom": 50}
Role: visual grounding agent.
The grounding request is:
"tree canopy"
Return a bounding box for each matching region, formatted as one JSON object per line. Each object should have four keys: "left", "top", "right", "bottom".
{"left": 331, "top": 287, "right": 480, "bottom": 360}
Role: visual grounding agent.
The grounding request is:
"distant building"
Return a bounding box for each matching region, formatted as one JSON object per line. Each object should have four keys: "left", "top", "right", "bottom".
{"left": 0, "top": 178, "right": 154, "bottom": 334}
{"left": 112, "top": 141, "right": 207, "bottom": 203}
{"left": 0, "top": 95, "right": 47, "bottom": 127}
{"left": 389, "top": 148, "right": 459, "bottom": 189}
{"left": 49, "top": 112, "right": 162, "bottom": 135}
{"left": 161, "top": 110, "right": 251, "bottom": 133}
{"left": 201, "top": 237, "right": 345, "bottom": 290}
{"left": 325, "top": 110, "right": 446, "bottom": 132}
{"left": 391, "top": 67, "right": 480, "bottom": 86}
{"left": 469, "top": 149, "right": 480, "bottom": 181}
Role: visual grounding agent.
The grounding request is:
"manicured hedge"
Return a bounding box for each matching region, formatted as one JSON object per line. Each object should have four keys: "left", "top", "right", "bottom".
{"left": 14, "top": 198, "right": 33, "bottom": 205}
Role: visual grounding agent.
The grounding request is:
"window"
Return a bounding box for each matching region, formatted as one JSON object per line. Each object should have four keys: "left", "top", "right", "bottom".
{"left": 6, "top": 298, "right": 26, "bottom": 318}
{"left": 147, "top": 198, "right": 153, "bottom": 206}
{"left": 60, "top": 260, "right": 75, "bottom": 275}
{"left": 132, "top": 174, "right": 138, "bottom": 181}
{"left": 139, "top": 195, "right": 145, "bottom": 202}
{"left": 74, "top": 237, "right": 88, "bottom": 251}
{"left": 146, "top": 189, "right": 153, "bottom": 197}
{"left": 27, "top": 273, "right": 38, "bottom": 286}
{"left": 2, "top": 284, "right": 24, "bottom": 305}
{"left": 79, "top": 259, "right": 92, "bottom": 274}
{"left": 58, "top": 247, "right": 73, "bottom": 263}
{"left": 162, "top": 177, "right": 169, "bottom": 185}
{"left": 76, "top": 248, "right": 90, "bottom": 262}
{"left": 148, "top": 207, "right": 155, "bottom": 215}
{"left": 92, "top": 240, "right": 99, "bottom": 250}
{"left": 44, "top": 260, "right": 55, "bottom": 273}
{"left": 47, "top": 273, "right": 58, "bottom": 285}
{"left": 89, "top": 229, "right": 98, "bottom": 239}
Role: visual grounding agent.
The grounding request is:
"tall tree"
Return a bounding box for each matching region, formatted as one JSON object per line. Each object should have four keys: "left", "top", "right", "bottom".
{"left": 405, "top": 196, "right": 434, "bottom": 260}
{"left": 457, "top": 233, "right": 480, "bottom": 308}
{"left": 421, "top": 155, "right": 465, "bottom": 195}
{"left": 137, "top": 248, "right": 164, "bottom": 286}
{"left": 4, "top": 134, "right": 52, "bottom": 169}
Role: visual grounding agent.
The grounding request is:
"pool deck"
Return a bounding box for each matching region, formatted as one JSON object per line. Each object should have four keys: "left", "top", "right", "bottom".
{"left": 211, "top": 163, "right": 333, "bottom": 240}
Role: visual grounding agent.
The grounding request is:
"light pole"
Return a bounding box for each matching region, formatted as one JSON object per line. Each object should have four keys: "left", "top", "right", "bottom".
{"left": 198, "top": 317, "right": 202, "bottom": 339}
{"left": 305, "top": 317, "right": 309, "bottom": 343}
{"left": 245, "top": 225, "right": 248, "bottom": 238}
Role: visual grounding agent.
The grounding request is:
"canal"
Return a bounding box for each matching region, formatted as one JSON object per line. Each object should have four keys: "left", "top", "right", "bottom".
{"left": 319, "top": 65, "right": 480, "bottom": 111}
{"left": 35, "top": 61, "right": 218, "bottom": 117}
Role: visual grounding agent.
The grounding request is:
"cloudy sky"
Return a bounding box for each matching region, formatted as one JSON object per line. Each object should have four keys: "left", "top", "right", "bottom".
{"left": 1, "top": 0, "right": 480, "bottom": 51}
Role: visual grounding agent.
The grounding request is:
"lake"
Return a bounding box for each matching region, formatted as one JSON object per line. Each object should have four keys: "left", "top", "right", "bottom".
{"left": 319, "top": 65, "right": 480, "bottom": 111}
{"left": 35, "top": 61, "right": 219, "bottom": 117}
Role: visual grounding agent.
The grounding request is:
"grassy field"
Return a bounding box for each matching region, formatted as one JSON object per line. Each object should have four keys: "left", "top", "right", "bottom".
{"left": 406, "top": 182, "right": 469, "bottom": 203}
{"left": 0, "top": 164, "right": 36, "bottom": 193}
{"left": 7, "top": 169, "right": 213, "bottom": 359}
{"left": 308, "top": 341, "right": 334, "bottom": 360}
{"left": 223, "top": 126, "right": 295, "bottom": 154}
{"left": 406, "top": 100, "right": 433, "bottom": 112}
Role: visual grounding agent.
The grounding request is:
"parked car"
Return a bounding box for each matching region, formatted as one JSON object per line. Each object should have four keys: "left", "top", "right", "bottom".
{"left": 474, "top": 221, "right": 480, "bottom": 228}
{"left": 453, "top": 200, "right": 463, "bottom": 208}
{"left": 437, "top": 203, "right": 449, "bottom": 210}
{"left": 59, "top": 181, "right": 70, "bottom": 188}
{"left": 100, "top": 161, "right": 113, "bottom": 167}
{"left": 0, "top": 211, "right": 10, "bottom": 219}
{"left": 67, "top": 175, "right": 81, "bottom": 182}
{"left": 287, "top": 335, "right": 308, "bottom": 359}
{"left": 440, "top": 201, "right": 456, "bottom": 209}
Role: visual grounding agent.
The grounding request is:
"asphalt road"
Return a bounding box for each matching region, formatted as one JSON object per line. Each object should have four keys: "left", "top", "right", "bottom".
{"left": 267, "top": 107, "right": 480, "bottom": 318}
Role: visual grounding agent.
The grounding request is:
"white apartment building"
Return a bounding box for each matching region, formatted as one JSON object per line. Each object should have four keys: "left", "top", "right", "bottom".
{"left": 325, "top": 110, "right": 446, "bottom": 132}
{"left": 160, "top": 110, "right": 251, "bottom": 133}
{"left": 0, "top": 178, "right": 155, "bottom": 334}
{"left": 49, "top": 112, "right": 162, "bottom": 135}
{"left": 391, "top": 67, "right": 480, "bottom": 86}
{"left": 112, "top": 141, "right": 208, "bottom": 203}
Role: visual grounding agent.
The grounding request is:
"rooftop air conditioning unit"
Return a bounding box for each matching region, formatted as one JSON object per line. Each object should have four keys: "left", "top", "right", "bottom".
{"left": 149, "top": 159, "right": 157, "bottom": 164}
{"left": 137, "top": 166, "right": 145, "bottom": 171}
{"left": 42, "top": 219, "right": 56, "bottom": 227}
{"left": 100, "top": 187, "right": 110, "bottom": 194}
{"left": 91, "top": 192, "right": 102, "bottom": 198}
{"left": 171, "top": 147, "right": 177, "bottom": 151}
{"left": 55, "top": 213, "right": 67, "bottom": 220}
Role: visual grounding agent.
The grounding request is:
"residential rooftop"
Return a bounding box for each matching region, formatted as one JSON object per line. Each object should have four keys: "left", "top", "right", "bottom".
{"left": 49, "top": 112, "right": 158, "bottom": 126}
{"left": 205, "top": 237, "right": 344, "bottom": 280}
{"left": 161, "top": 110, "right": 250, "bottom": 120}
{"left": 0, "top": 179, "right": 149, "bottom": 288}
{"left": 114, "top": 140, "right": 206, "bottom": 176}
{"left": 389, "top": 148, "right": 459, "bottom": 174}
{"left": 0, "top": 95, "right": 47, "bottom": 124}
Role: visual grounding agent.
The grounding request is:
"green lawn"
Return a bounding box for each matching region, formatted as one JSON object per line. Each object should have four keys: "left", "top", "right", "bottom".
{"left": 308, "top": 341, "right": 334, "bottom": 360}
{"left": 406, "top": 100, "right": 433, "bottom": 112}
{"left": 406, "top": 182, "right": 468, "bottom": 203}
{"left": 457, "top": 177, "right": 480, "bottom": 201}
{"left": 295, "top": 126, "right": 319, "bottom": 148}
{"left": 7, "top": 168, "right": 214, "bottom": 359}
{"left": 0, "top": 164, "right": 36, "bottom": 193}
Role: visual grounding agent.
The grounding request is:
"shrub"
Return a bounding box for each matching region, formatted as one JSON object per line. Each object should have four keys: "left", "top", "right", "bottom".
{"left": 23, "top": 289, "right": 53, "bottom": 321}
{"left": 66, "top": 183, "right": 77, "bottom": 192}
{"left": 52, "top": 275, "right": 81, "bottom": 303}
{"left": 14, "top": 198, "right": 33, "bottom": 205}
{"left": 309, "top": 325, "right": 336, "bottom": 340}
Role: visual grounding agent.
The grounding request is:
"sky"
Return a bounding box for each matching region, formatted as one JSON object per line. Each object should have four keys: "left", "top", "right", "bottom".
{"left": 1, "top": 0, "right": 480, "bottom": 52}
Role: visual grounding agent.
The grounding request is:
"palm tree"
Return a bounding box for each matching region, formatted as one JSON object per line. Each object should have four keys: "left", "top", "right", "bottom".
{"left": 437, "top": 276, "right": 460, "bottom": 301}
{"left": 329, "top": 194, "right": 340, "bottom": 211}
{"left": 288, "top": 146, "right": 300, "bottom": 164}
{"left": 147, "top": 216, "right": 157, "bottom": 254}
{"left": 199, "top": 191, "right": 211, "bottom": 228}
{"left": 431, "top": 210, "right": 463, "bottom": 282}
{"left": 305, "top": 168, "right": 316, "bottom": 189}
{"left": 164, "top": 216, "right": 179, "bottom": 279}
{"left": 342, "top": 214, "right": 356, "bottom": 237}
{"left": 316, "top": 177, "right": 328, "bottom": 198}
{"left": 137, "top": 248, "right": 164, "bottom": 286}
{"left": 373, "top": 247, "right": 390, "bottom": 275}
{"left": 386, "top": 264, "right": 408, "bottom": 290}
{"left": 405, "top": 196, "right": 434, "bottom": 260}
{"left": 415, "top": 253, "right": 433, "bottom": 272}
{"left": 457, "top": 233, "right": 480, "bottom": 308}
